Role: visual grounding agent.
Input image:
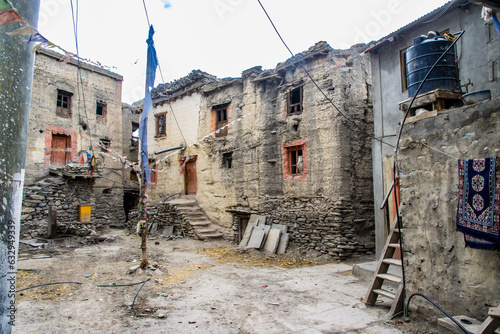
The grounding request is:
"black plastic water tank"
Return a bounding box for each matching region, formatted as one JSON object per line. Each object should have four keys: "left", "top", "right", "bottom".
{"left": 406, "top": 35, "right": 459, "bottom": 97}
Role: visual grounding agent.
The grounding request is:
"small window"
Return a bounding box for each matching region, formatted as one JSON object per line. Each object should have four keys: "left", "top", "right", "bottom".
{"left": 288, "top": 146, "right": 303, "bottom": 175}
{"left": 96, "top": 101, "right": 107, "bottom": 124}
{"left": 155, "top": 113, "right": 166, "bottom": 137}
{"left": 283, "top": 140, "right": 307, "bottom": 180}
{"left": 99, "top": 139, "right": 111, "bottom": 152}
{"left": 56, "top": 90, "right": 72, "bottom": 118}
{"left": 149, "top": 158, "right": 157, "bottom": 185}
{"left": 222, "top": 152, "right": 233, "bottom": 169}
{"left": 287, "top": 86, "right": 303, "bottom": 115}
{"left": 131, "top": 122, "right": 139, "bottom": 147}
{"left": 214, "top": 105, "right": 228, "bottom": 137}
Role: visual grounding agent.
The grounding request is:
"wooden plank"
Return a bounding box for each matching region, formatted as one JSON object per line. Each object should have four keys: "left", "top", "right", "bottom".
{"left": 389, "top": 283, "right": 405, "bottom": 316}
{"left": 376, "top": 273, "right": 402, "bottom": 283}
{"left": 489, "top": 308, "right": 500, "bottom": 318}
{"left": 382, "top": 258, "right": 402, "bottom": 266}
{"left": 476, "top": 316, "right": 500, "bottom": 334}
{"left": 399, "top": 89, "right": 462, "bottom": 112}
{"left": 373, "top": 289, "right": 396, "bottom": 300}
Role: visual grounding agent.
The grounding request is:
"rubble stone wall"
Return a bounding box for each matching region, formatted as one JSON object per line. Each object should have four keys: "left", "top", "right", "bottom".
{"left": 24, "top": 48, "right": 126, "bottom": 229}
{"left": 398, "top": 98, "right": 500, "bottom": 320}
{"left": 20, "top": 176, "right": 103, "bottom": 239}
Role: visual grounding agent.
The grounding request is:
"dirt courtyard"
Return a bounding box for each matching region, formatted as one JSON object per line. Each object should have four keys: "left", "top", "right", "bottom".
{"left": 12, "top": 229, "right": 428, "bottom": 333}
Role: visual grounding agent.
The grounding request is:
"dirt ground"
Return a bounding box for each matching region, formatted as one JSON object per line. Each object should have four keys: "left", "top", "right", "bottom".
{"left": 12, "top": 229, "right": 433, "bottom": 334}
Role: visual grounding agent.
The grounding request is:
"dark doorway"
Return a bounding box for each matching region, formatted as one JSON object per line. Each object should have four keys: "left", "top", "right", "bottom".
{"left": 123, "top": 190, "right": 140, "bottom": 222}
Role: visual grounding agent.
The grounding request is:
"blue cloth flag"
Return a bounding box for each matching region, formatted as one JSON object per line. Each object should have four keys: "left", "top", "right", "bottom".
{"left": 28, "top": 33, "right": 48, "bottom": 43}
{"left": 139, "top": 25, "right": 159, "bottom": 184}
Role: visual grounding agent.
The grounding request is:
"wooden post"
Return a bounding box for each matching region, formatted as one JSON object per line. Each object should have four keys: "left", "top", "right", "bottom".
{"left": 47, "top": 206, "right": 57, "bottom": 239}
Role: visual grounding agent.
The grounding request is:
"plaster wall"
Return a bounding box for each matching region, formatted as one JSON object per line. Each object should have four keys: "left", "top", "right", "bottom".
{"left": 398, "top": 98, "right": 500, "bottom": 320}
{"left": 370, "top": 3, "right": 500, "bottom": 256}
{"left": 25, "top": 49, "right": 126, "bottom": 226}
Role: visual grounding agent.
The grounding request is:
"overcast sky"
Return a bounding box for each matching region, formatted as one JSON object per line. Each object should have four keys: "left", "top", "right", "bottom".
{"left": 38, "top": 0, "right": 450, "bottom": 103}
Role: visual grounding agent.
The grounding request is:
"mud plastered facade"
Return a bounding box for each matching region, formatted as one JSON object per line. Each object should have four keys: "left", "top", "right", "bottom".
{"left": 21, "top": 48, "right": 126, "bottom": 236}
{"left": 144, "top": 42, "right": 375, "bottom": 259}
{"left": 398, "top": 98, "right": 500, "bottom": 320}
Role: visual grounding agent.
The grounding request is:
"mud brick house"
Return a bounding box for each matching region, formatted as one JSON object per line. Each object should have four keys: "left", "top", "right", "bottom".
{"left": 121, "top": 102, "right": 141, "bottom": 221}
{"left": 21, "top": 48, "right": 126, "bottom": 237}
{"left": 367, "top": 0, "right": 500, "bottom": 324}
{"left": 143, "top": 42, "right": 376, "bottom": 259}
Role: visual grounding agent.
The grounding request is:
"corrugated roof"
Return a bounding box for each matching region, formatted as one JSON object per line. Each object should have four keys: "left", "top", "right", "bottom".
{"left": 365, "top": 0, "right": 468, "bottom": 52}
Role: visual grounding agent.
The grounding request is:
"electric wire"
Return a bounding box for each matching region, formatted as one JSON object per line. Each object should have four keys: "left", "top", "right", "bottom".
{"left": 131, "top": 278, "right": 151, "bottom": 309}
{"left": 391, "top": 31, "right": 465, "bottom": 318}
{"left": 16, "top": 282, "right": 83, "bottom": 293}
{"left": 97, "top": 279, "right": 150, "bottom": 288}
{"left": 406, "top": 293, "right": 472, "bottom": 334}
{"left": 142, "top": 0, "right": 151, "bottom": 28}
{"left": 421, "top": 1, "right": 456, "bottom": 24}
{"left": 70, "top": 0, "right": 93, "bottom": 154}
{"left": 256, "top": 0, "right": 395, "bottom": 149}
{"left": 139, "top": 0, "right": 191, "bottom": 157}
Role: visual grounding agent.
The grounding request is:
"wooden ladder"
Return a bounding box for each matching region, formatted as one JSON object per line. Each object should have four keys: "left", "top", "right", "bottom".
{"left": 364, "top": 215, "right": 404, "bottom": 315}
{"left": 476, "top": 307, "right": 500, "bottom": 334}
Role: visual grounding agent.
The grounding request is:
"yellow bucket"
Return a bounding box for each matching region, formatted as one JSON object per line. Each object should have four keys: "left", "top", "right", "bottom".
{"left": 78, "top": 205, "right": 92, "bottom": 223}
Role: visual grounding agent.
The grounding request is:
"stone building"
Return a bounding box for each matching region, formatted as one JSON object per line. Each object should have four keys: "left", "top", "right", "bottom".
{"left": 367, "top": 0, "right": 500, "bottom": 324}
{"left": 121, "top": 102, "right": 141, "bottom": 221}
{"left": 21, "top": 48, "right": 125, "bottom": 237}
{"left": 143, "top": 42, "right": 375, "bottom": 259}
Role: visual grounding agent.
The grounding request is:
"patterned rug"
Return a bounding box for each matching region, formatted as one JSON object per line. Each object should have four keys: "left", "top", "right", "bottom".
{"left": 456, "top": 157, "right": 500, "bottom": 250}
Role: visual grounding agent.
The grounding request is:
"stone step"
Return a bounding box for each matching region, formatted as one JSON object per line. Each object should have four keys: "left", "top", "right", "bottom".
{"left": 168, "top": 196, "right": 225, "bottom": 240}
{"left": 189, "top": 221, "right": 211, "bottom": 227}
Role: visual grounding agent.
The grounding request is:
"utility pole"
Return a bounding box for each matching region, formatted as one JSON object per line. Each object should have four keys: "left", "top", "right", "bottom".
{"left": 0, "top": 1, "right": 40, "bottom": 333}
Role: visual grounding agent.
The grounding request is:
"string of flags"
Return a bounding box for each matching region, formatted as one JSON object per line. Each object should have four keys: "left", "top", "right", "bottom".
{"left": 0, "top": 0, "right": 116, "bottom": 70}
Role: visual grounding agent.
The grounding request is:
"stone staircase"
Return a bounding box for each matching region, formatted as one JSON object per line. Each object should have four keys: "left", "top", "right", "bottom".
{"left": 167, "top": 195, "right": 225, "bottom": 240}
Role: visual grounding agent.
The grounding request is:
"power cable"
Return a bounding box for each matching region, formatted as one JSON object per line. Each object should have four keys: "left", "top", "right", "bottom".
{"left": 16, "top": 281, "right": 82, "bottom": 293}
{"left": 142, "top": 0, "right": 151, "bottom": 28}
{"left": 256, "top": 0, "right": 395, "bottom": 149}
{"left": 406, "top": 294, "right": 472, "bottom": 334}
{"left": 70, "top": 0, "right": 93, "bottom": 154}
{"left": 391, "top": 30, "right": 465, "bottom": 318}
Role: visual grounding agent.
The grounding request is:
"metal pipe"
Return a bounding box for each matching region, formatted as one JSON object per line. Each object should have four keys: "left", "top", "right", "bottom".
{"left": 154, "top": 146, "right": 184, "bottom": 156}
{"left": 0, "top": 1, "right": 40, "bottom": 332}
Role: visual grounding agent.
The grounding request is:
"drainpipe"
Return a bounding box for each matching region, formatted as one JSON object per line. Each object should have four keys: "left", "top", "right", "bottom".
{"left": 0, "top": 1, "right": 40, "bottom": 333}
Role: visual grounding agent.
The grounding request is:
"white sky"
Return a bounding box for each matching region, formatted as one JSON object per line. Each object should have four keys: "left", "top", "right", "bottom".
{"left": 38, "top": 0, "right": 450, "bottom": 103}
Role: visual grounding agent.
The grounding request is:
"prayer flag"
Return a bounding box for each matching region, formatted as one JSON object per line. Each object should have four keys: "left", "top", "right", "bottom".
{"left": 0, "top": 0, "right": 14, "bottom": 12}
{"left": 139, "top": 25, "right": 159, "bottom": 184}
{"left": 6, "top": 23, "right": 36, "bottom": 35}
{"left": 28, "top": 33, "right": 48, "bottom": 43}
{"left": 0, "top": 11, "right": 25, "bottom": 25}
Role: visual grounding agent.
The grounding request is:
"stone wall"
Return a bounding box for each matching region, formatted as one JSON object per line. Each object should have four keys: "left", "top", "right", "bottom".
{"left": 261, "top": 196, "right": 374, "bottom": 259}
{"left": 398, "top": 98, "right": 500, "bottom": 320}
{"left": 24, "top": 48, "right": 127, "bottom": 229}
{"left": 143, "top": 42, "right": 375, "bottom": 259}
{"left": 20, "top": 174, "right": 103, "bottom": 239}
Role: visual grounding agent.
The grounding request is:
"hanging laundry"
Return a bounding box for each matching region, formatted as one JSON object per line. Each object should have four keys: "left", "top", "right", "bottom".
{"left": 456, "top": 157, "right": 500, "bottom": 250}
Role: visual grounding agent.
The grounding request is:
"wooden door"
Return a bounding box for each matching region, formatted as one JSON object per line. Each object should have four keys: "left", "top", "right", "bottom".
{"left": 51, "top": 134, "right": 70, "bottom": 166}
{"left": 185, "top": 161, "right": 197, "bottom": 195}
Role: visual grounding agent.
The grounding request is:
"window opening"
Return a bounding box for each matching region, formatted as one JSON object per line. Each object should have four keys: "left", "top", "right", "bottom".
{"left": 288, "top": 86, "right": 303, "bottom": 115}
{"left": 223, "top": 152, "right": 233, "bottom": 169}
{"left": 214, "top": 105, "right": 228, "bottom": 137}
{"left": 56, "top": 90, "right": 72, "bottom": 118}
{"left": 155, "top": 113, "right": 166, "bottom": 137}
